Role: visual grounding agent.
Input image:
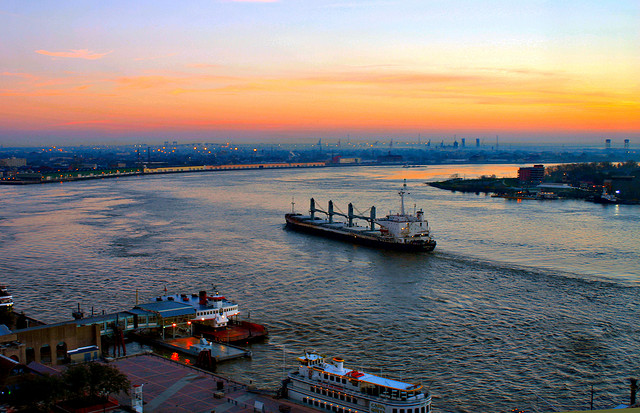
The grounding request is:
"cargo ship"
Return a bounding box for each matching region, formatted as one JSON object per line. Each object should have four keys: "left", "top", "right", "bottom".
{"left": 282, "top": 352, "right": 432, "bottom": 413}
{"left": 285, "top": 182, "right": 436, "bottom": 252}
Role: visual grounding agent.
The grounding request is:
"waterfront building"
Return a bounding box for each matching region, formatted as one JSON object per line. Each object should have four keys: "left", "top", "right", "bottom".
{"left": 518, "top": 164, "right": 545, "bottom": 184}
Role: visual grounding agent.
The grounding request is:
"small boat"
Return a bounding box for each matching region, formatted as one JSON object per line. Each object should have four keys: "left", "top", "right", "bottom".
{"left": 0, "top": 286, "right": 13, "bottom": 308}
{"left": 283, "top": 352, "right": 432, "bottom": 413}
{"left": 589, "top": 188, "right": 619, "bottom": 204}
{"left": 285, "top": 181, "right": 436, "bottom": 252}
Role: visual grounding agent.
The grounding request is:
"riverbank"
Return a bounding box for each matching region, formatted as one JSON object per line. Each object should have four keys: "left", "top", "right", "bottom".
{"left": 427, "top": 176, "right": 591, "bottom": 199}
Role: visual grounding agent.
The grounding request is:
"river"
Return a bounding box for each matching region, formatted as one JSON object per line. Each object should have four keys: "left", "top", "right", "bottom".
{"left": 1, "top": 164, "right": 639, "bottom": 412}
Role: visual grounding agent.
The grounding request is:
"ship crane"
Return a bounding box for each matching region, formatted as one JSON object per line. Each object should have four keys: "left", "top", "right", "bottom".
{"left": 310, "top": 198, "right": 377, "bottom": 230}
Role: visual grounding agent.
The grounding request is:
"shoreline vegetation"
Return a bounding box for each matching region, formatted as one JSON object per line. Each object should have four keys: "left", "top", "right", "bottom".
{"left": 427, "top": 161, "right": 640, "bottom": 204}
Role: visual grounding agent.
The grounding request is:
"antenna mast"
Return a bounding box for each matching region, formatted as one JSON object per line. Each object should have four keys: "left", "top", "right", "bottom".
{"left": 399, "top": 179, "right": 407, "bottom": 215}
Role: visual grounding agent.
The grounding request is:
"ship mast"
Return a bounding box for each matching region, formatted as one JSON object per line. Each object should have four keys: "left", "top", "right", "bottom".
{"left": 399, "top": 179, "right": 407, "bottom": 215}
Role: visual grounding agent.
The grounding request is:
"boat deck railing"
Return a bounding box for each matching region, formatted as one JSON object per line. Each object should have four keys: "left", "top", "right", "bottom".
{"left": 291, "top": 372, "right": 426, "bottom": 403}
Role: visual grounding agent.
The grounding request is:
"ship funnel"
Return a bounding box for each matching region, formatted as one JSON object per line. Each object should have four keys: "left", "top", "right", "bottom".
{"left": 333, "top": 357, "right": 345, "bottom": 373}
{"left": 199, "top": 290, "right": 207, "bottom": 305}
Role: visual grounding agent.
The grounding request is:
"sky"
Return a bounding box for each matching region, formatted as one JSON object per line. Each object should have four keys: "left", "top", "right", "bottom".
{"left": 1, "top": 0, "right": 639, "bottom": 146}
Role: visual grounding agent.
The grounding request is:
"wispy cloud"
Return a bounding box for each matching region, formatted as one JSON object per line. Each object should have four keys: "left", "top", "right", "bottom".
{"left": 57, "top": 120, "right": 112, "bottom": 126}
{"left": 225, "top": 0, "right": 278, "bottom": 2}
{"left": 134, "top": 53, "right": 177, "bottom": 61}
{"left": 188, "top": 63, "right": 223, "bottom": 69}
{"left": 35, "top": 49, "right": 113, "bottom": 60}
{"left": 114, "top": 75, "right": 182, "bottom": 89}
{"left": 1, "top": 72, "right": 38, "bottom": 80}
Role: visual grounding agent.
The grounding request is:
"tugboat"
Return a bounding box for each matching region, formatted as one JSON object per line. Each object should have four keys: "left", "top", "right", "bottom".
{"left": 0, "top": 286, "right": 13, "bottom": 308}
{"left": 285, "top": 181, "right": 436, "bottom": 252}
{"left": 283, "top": 352, "right": 432, "bottom": 413}
{"left": 589, "top": 188, "right": 619, "bottom": 204}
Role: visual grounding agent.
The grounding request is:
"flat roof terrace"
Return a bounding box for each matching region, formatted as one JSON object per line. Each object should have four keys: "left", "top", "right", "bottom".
{"left": 111, "top": 353, "right": 318, "bottom": 413}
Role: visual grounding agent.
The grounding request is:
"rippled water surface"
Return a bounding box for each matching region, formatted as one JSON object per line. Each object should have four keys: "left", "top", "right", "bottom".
{"left": 1, "top": 164, "right": 639, "bottom": 412}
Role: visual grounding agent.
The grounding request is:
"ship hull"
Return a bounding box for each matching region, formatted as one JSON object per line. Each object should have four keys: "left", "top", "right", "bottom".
{"left": 285, "top": 214, "right": 436, "bottom": 252}
{"left": 196, "top": 320, "right": 268, "bottom": 343}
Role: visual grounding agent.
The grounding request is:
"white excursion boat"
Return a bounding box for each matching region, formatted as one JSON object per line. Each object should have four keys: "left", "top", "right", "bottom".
{"left": 284, "top": 352, "right": 432, "bottom": 413}
{"left": 0, "top": 286, "right": 13, "bottom": 308}
{"left": 156, "top": 289, "right": 239, "bottom": 328}
{"left": 285, "top": 181, "right": 436, "bottom": 252}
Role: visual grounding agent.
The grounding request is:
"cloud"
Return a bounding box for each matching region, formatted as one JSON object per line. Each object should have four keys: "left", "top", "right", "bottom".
{"left": 188, "top": 63, "right": 223, "bottom": 69}
{"left": 134, "top": 53, "right": 177, "bottom": 61}
{"left": 114, "top": 76, "right": 180, "bottom": 89}
{"left": 57, "top": 120, "right": 111, "bottom": 126}
{"left": 1, "top": 72, "right": 38, "bottom": 81}
{"left": 225, "top": 0, "right": 278, "bottom": 2}
{"left": 35, "top": 49, "right": 113, "bottom": 60}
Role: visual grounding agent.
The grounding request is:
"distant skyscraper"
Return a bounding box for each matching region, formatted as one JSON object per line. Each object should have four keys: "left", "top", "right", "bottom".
{"left": 461, "top": 138, "right": 466, "bottom": 148}
{"left": 624, "top": 139, "right": 630, "bottom": 150}
{"left": 476, "top": 138, "right": 480, "bottom": 147}
{"left": 605, "top": 139, "right": 611, "bottom": 149}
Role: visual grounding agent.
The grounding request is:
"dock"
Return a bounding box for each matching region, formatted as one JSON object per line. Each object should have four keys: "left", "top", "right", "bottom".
{"left": 153, "top": 336, "right": 252, "bottom": 362}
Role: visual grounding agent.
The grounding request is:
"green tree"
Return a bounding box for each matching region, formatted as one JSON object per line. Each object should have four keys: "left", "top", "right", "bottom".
{"left": 62, "top": 362, "right": 130, "bottom": 405}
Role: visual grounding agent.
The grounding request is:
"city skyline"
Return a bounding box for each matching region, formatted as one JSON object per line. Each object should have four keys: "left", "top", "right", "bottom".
{"left": 1, "top": 0, "right": 639, "bottom": 146}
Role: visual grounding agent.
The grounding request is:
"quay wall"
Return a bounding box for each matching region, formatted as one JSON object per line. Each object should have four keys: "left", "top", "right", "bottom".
{"left": 7, "top": 324, "right": 101, "bottom": 365}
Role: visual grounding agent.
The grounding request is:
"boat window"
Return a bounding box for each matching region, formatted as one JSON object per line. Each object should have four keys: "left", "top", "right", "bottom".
{"left": 393, "top": 410, "right": 397, "bottom": 413}
{"left": 400, "top": 409, "right": 405, "bottom": 413}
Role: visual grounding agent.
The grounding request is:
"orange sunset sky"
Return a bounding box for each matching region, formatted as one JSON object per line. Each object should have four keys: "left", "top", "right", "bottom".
{"left": 1, "top": 0, "right": 639, "bottom": 145}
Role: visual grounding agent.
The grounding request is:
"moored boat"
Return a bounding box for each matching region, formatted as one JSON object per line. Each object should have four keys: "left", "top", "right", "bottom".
{"left": 0, "top": 286, "right": 13, "bottom": 308}
{"left": 156, "top": 289, "right": 268, "bottom": 342}
{"left": 156, "top": 289, "right": 239, "bottom": 328}
{"left": 285, "top": 181, "right": 436, "bottom": 252}
{"left": 283, "top": 352, "right": 432, "bottom": 413}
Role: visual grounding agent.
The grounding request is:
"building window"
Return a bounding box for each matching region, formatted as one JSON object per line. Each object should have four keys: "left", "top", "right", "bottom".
{"left": 56, "top": 342, "right": 67, "bottom": 362}
{"left": 26, "top": 347, "right": 35, "bottom": 364}
{"left": 40, "top": 344, "right": 52, "bottom": 364}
